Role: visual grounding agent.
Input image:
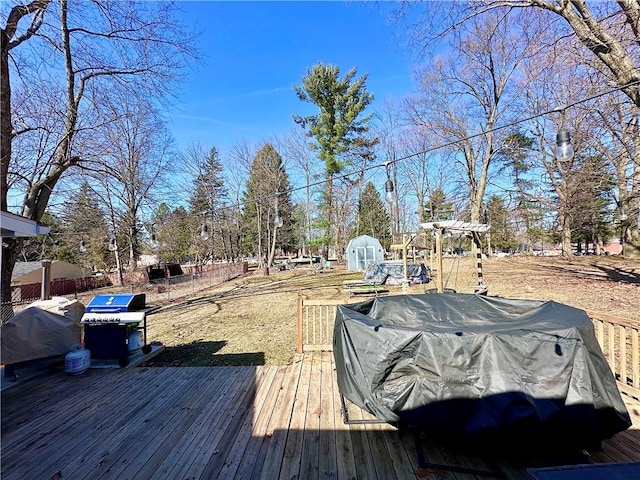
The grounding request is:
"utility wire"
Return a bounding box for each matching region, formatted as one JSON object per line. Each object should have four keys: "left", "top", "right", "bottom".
{"left": 13, "top": 79, "right": 640, "bottom": 227}
{"left": 275, "top": 79, "right": 640, "bottom": 203}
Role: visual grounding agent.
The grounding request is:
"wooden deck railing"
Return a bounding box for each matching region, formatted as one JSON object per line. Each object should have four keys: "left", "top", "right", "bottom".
{"left": 296, "top": 293, "right": 640, "bottom": 401}
{"left": 296, "top": 293, "right": 347, "bottom": 353}
{"left": 587, "top": 310, "right": 640, "bottom": 401}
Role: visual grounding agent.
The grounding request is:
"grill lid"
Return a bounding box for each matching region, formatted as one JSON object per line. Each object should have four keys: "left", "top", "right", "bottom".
{"left": 86, "top": 293, "right": 146, "bottom": 312}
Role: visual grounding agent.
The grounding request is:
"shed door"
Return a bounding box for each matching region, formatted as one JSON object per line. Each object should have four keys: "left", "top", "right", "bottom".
{"left": 356, "top": 246, "right": 376, "bottom": 270}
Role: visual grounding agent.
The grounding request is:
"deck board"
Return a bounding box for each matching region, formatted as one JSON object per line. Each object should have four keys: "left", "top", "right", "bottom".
{"left": 1, "top": 352, "right": 639, "bottom": 480}
{"left": 146, "top": 366, "right": 244, "bottom": 479}
{"left": 279, "top": 353, "right": 312, "bottom": 480}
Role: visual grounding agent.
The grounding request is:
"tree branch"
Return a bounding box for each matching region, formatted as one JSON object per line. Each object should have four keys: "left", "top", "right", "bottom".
{"left": 4, "top": 0, "right": 50, "bottom": 49}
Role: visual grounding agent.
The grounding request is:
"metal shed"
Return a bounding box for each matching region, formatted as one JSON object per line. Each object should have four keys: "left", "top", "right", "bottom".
{"left": 345, "top": 235, "right": 384, "bottom": 271}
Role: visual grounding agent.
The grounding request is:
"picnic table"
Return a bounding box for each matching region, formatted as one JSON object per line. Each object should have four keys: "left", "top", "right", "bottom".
{"left": 342, "top": 280, "right": 388, "bottom": 298}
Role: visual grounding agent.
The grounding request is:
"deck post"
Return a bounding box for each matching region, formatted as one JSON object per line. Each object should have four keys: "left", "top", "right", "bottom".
{"left": 297, "top": 289, "right": 303, "bottom": 353}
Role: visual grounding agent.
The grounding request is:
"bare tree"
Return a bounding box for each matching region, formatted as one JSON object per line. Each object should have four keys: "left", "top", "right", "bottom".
{"left": 515, "top": 34, "right": 606, "bottom": 256}
{"left": 523, "top": 1, "right": 640, "bottom": 106}
{"left": 396, "top": 128, "right": 456, "bottom": 225}
{"left": 397, "top": 1, "right": 640, "bottom": 106}
{"left": 277, "top": 126, "right": 322, "bottom": 256}
{"left": 374, "top": 98, "right": 403, "bottom": 242}
{"left": 84, "top": 98, "right": 176, "bottom": 273}
{"left": 592, "top": 93, "right": 640, "bottom": 256}
{"left": 406, "top": 11, "right": 536, "bottom": 253}
{"left": 393, "top": 1, "right": 640, "bottom": 256}
{"left": 1, "top": 0, "right": 195, "bottom": 305}
{"left": 224, "top": 141, "right": 254, "bottom": 260}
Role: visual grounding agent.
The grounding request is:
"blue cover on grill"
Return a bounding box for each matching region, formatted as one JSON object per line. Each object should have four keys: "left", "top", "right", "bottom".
{"left": 86, "top": 293, "right": 146, "bottom": 312}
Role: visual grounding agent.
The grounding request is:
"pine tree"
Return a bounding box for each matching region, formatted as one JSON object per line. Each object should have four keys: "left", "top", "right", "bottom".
{"left": 424, "top": 188, "right": 454, "bottom": 221}
{"left": 60, "top": 183, "right": 111, "bottom": 271}
{"left": 567, "top": 155, "right": 615, "bottom": 252}
{"left": 188, "top": 146, "right": 227, "bottom": 263}
{"left": 294, "top": 63, "right": 374, "bottom": 256}
{"left": 356, "top": 182, "right": 390, "bottom": 249}
{"left": 242, "top": 144, "right": 294, "bottom": 267}
{"left": 151, "top": 204, "right": 193, "bottom": 263}
{"left": 486, "top": 195, "right": 519, "bottom": 253}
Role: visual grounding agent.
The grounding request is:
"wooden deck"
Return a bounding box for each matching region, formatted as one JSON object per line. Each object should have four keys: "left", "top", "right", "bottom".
{"left": 1, "top": 351, "right": 639, "bottom": 480}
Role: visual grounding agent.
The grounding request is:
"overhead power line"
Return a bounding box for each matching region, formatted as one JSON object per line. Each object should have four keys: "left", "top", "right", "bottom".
{"left": 277, "top": 79, "right": 640, "bottom": 202}
{"left": 15, "top": 79, "right": 640, "bottom": 231}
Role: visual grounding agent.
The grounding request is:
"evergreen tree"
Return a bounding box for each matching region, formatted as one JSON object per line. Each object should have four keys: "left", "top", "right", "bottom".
{"left": 356, "top": 182, "right": 390, "bottom": 248}
{"left": 294, "top": 63, "right": 374, "bottom": 256}
{"left": 242, "top": 144, "right": 293, "bottom": 267}
{"left": 567, "top": 155, "right": 615, "bottom": 252}
{"left": 486, "top": 195, "right": 519, "bottom": 252}
{"left": 498, "top": 131, "right": 538, "bottom": 248}
{"left": 59, "top": 183, "right": 111, "bottom": 271}
{"left": 151, "top": 204, "right": 193, "bottom": 263}
{"left": 188, "top": 146, "right": 227, "bottom": 263}
{"left": 424, "top": 187, "right": 454, "bottom": 221}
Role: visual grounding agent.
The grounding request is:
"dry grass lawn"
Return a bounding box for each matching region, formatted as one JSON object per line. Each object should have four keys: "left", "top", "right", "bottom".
{"left": 140, "top": 255, "right": 639, "bottom": 367}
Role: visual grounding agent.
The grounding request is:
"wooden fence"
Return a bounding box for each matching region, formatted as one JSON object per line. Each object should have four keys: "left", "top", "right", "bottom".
{"left": 11, "top": 276, "right": 112, "bottom": 304}
{"left": 297, "top": 293, "right": 640, "bottom": 401}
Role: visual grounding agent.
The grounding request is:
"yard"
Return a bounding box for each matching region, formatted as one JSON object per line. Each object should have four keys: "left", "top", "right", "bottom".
{"left": 2, "top": 255, "right": 639, "bottom": 480}
{"left": 141, "top": 255, "right": 640, "bottom": 367}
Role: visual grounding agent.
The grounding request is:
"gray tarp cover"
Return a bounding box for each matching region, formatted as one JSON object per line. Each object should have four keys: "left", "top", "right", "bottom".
{"left": 363, "top": 261, "right": 428, "bottom": 285}
{"left": 1, "top": 302, "right": 83, "bottom": 365}
{"left": 333, "top": 294, "right": 631, "bottom": 449}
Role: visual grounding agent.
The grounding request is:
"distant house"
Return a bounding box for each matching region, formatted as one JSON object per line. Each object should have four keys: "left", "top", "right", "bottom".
{"left": 346, "top": 235, "right": 385, "bottom": 271}
{"left": 11, "top": 260, "right": 89, "bottom": 286}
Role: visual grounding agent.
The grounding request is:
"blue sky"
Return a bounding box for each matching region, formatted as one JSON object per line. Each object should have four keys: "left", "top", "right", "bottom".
{"left": 168, "top": 1, "right": 416, "bottom": 154}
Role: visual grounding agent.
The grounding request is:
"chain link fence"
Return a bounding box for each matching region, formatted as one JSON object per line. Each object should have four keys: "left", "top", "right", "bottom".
{"left": 2, "top": 262, "right": 248, "bottom": 323}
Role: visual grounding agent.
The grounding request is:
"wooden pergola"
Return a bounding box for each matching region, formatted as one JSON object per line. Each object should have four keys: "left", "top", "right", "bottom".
{"left": 420, "top": 220, "right": 491, "bottom": 294}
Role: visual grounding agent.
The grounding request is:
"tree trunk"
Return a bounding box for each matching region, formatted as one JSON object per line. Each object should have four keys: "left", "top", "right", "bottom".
{"left": 624, "top": 225, "right": 640, "bottom": 259}
{"left": 324, "top": 175, "right": 333, "bottom": 258}
{"left": 129, "top": 225, "right": 138, "bottom": 271}
{"left": 1, "top": 28, "right": 13, "bottom": 309}
{"left": 268, "top": 226, "right": 278, "bottom": 267}
{"left": 256, "top": 202, "right": 264, "bottom": 269}
{"left": 561, "top": 213, "right": 573, "bottom": 258}
{"left": 1, "top": 27, "right": 11, "bottom": 213}
{"left": 114, "top": 246, "right": 123, "bottom": 287}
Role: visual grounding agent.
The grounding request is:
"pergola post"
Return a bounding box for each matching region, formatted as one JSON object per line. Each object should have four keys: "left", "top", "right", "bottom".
{"left": 435, "top": 228, "right": 444, "bottom": 294}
